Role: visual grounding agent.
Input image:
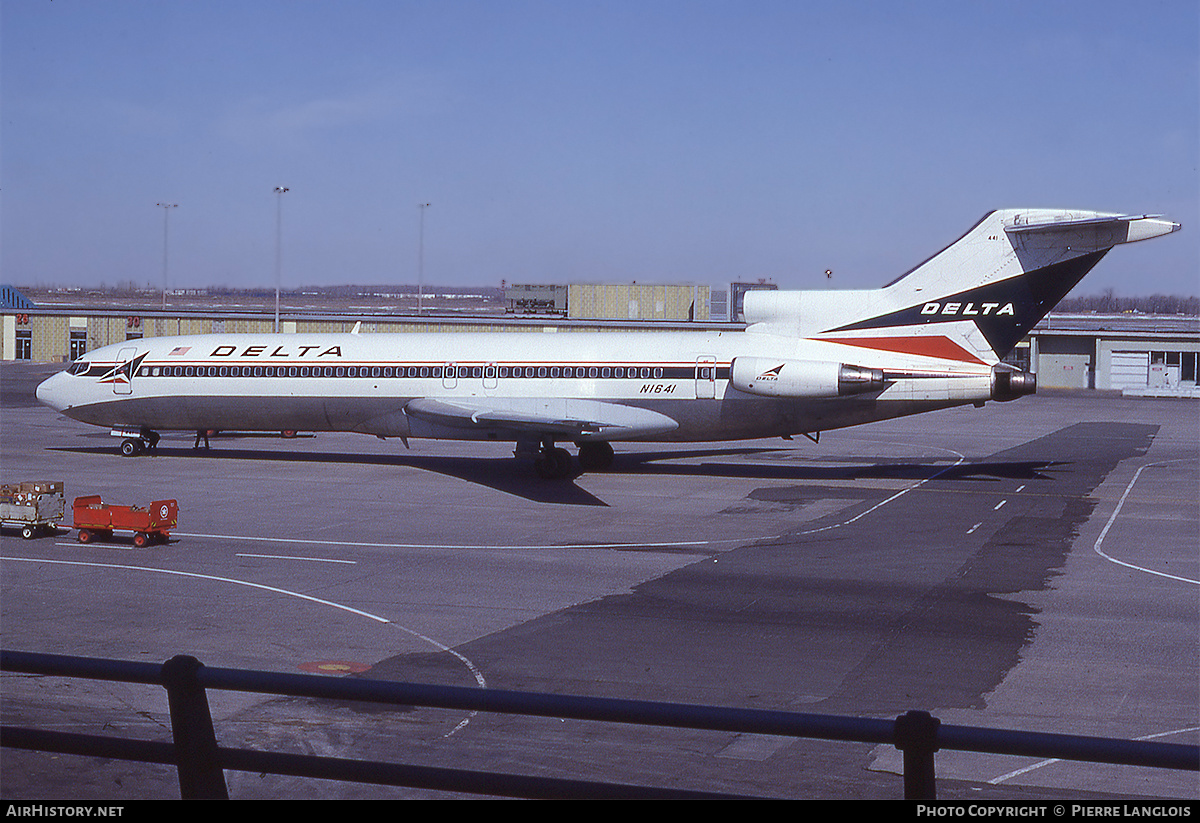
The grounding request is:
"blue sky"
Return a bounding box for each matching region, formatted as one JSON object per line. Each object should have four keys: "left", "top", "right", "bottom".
{"left": 3, "top": 0, "right": 1197, "bottom": 296}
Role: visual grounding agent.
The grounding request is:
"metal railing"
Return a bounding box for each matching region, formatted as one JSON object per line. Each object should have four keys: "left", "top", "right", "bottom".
{"left": 1, "top": 649, "right": 1196, "bottom": 799}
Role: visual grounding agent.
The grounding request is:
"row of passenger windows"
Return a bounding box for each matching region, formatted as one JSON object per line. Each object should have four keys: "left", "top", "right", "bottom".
{"left": 118, "top": 364, "right": 715, "bottom": 380}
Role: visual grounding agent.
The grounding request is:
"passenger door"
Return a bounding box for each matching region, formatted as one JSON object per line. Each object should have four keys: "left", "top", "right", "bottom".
{"left": 113, "top": 347, "right": 138, "bottom": 395}
{"left": 695, "top": 355, "right": 716, "bottom": 399}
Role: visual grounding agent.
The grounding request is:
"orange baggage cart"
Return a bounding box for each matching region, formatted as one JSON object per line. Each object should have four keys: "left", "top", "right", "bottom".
{"left": 73, "top": 496, "right": 178, "bottom": 547}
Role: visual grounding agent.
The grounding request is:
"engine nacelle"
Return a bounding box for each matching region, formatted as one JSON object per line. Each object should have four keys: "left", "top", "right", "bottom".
{"left": 731, "top": 357, "right": 886, "bottom": 398}
{"left": 990, "top": 367, "right": 1037, "bottom": 402}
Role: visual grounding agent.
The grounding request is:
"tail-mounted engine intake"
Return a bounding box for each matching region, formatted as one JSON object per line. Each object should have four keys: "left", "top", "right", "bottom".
{"left": 731, "top": 357, "right": 887, "bottom": 398}
{"left": 991, "top": 366, "right": 1037, "bottom": 402}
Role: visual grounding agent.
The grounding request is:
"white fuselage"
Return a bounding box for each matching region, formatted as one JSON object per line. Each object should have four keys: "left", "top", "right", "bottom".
{"left": 34, "top": 327, "right": 996, "bottom": 444}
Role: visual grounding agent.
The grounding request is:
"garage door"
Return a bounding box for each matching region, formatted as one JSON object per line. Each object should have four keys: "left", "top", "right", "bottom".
{"left": 1109, "top": 351, "right": 1149, "bottom": 391}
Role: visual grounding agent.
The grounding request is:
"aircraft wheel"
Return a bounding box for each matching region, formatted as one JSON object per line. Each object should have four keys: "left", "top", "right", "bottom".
{"left": 120, "top": 438, "right": 142, "bottom": 457}
{"left": 534, "top": 453, "right": 559, "bottom": 479}
{"left": 553, "top": 447, "right": 573, "bottom": 476}
{"left": 535, "top": 447, "right": 574, "bottom": 479}
{"left": 577, "top": 442, "right": 615, "bottom": 471}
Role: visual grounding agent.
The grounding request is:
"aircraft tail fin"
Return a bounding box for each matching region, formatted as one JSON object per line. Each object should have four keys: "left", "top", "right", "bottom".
{"left": 744, "top": 209, "right": 1180, "bottom": 361}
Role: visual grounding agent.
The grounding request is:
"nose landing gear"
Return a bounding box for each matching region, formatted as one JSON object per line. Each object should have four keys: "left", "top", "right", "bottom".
{"left": 113, "top": 427, "right": 160, "bottom": 456}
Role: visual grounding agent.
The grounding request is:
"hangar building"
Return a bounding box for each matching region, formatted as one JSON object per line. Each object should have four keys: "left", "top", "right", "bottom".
{"left": 1028, "top": 314, "right": 1199, "bottom": 397}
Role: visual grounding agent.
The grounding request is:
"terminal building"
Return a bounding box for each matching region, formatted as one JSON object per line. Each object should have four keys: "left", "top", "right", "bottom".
{"left": 505, "top": 283, "right": 714, "bottom": 321}
{"left": 3, "top": 284, "right": 1197, "bottom": 398}
{"left": 502, "top": 282, "right": 779, "bottom": 322}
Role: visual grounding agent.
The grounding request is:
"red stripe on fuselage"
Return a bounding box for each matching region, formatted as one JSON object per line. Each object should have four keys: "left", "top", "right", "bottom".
{"left": 823, "top": 335, "right": 988, "bottom": 364}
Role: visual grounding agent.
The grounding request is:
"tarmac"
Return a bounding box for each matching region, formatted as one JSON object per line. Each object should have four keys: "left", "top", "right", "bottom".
{"left": 1, "top": 361, "right": 1196, "bottom": 800}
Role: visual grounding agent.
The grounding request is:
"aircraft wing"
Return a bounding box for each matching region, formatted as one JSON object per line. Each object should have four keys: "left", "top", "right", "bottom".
{"left": 403, "top": 397, "right": 679, "bottom": 440}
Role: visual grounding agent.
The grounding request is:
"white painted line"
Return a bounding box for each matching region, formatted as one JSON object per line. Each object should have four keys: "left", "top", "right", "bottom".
{"left": 0, "top": 555, "right": 488, "bottom": 735}
{"left": 1092, "top": 461, "right": 1198, "bottom": 586}
{"left": 967, "top": 523, "right": 982, "bottom": 535}
{"left": 175, "top": 531, "right": 729, "bottom": 551}
{"left": 125, "top": 444, "right": 971, "bottom": 553}
{"left": 1015, "top": 485, "right": 1026, "bottom": 493}
{"left": 3, "top": 555, "right": 390, "bottom": 621}
{"left": 798, "top": 452, "right": 966, "bottom": 537}
{"left": 993, "top": 500, "right": 1006, "bottom": 511}
{"left": 988, "top": 725, "right": 1200, "bottom": 784}
{"left": 237, "top": 553, "right": 357, "bottom": 564}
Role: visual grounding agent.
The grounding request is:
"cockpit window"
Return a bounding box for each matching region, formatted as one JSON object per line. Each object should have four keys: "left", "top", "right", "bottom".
{"left": 68, "top": 361, "right": 90, "bottom": 375}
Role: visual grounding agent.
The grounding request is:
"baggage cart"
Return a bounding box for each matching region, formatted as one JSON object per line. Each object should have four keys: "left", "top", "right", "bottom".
{"left": 1, "top": 481, "right": 66, "bottom": 539}
{"left": 73, "top": 495, "right": 178, "bottom": 547}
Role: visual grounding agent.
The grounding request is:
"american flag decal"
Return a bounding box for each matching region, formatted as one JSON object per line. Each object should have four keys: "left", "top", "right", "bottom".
{"left": 168, "top": 347, "right": 190, "bottom": 356}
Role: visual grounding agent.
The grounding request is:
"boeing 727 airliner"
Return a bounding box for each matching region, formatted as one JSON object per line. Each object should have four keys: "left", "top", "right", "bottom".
{"left": 35, "top": 209, "right": 1180, "bottom": 478}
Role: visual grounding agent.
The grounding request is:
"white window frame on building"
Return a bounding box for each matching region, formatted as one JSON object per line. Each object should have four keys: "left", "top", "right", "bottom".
{"left": 1109, "top": 348, "right": 1199, "bottom": 392}
{"left": 69, "top": 329, "right": 87, "bottom": 361}
{"left": 15, "top": 329, "right": 32, "bottom": 360}
{"left": 1150, "top": 351, "right": 1198, "bottom": 389}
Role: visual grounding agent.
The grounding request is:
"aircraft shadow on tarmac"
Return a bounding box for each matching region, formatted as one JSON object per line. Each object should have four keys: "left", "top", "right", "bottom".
{"left": 617, "top": 450, "right": 1065, "bottom": 482}
{"left": 52, "top": 442, "right": 610, "bottom": 506}
{"left": 50, "top": 437, "right": 1066, "bottom": 507}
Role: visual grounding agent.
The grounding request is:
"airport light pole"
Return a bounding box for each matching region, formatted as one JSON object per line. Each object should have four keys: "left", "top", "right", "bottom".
{"left": 157, "top": 203, "right": 178, "bottom": 310}
{"left": 274, "top": 187, "right": 289, "bottom": 333}
{"left": 417, "top": 202, "right": 430, "bottom": 315}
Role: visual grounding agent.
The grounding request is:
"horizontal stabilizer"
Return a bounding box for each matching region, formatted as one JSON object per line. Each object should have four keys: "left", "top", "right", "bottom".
{"left": 1004, "top": 213, "right": 1180, "bottom": 244}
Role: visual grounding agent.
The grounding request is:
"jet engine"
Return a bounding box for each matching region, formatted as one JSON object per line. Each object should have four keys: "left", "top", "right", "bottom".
{"left": 731, "top": 357, "right": 886, "bottom": 398}
{"left": 990, "top": 367, "right": 1037, "bottom": 402}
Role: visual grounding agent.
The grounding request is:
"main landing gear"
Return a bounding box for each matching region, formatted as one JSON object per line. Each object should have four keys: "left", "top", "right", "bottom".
{"left": 535, "top": 445, "right": 574, "bottom": 479}
{"left": 519, "top": 440, "right": 615, "bottom": 479}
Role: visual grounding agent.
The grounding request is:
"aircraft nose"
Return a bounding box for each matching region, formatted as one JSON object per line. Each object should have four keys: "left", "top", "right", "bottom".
{"left": 35, "top": 371, "right": 71, "bottom": 412}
